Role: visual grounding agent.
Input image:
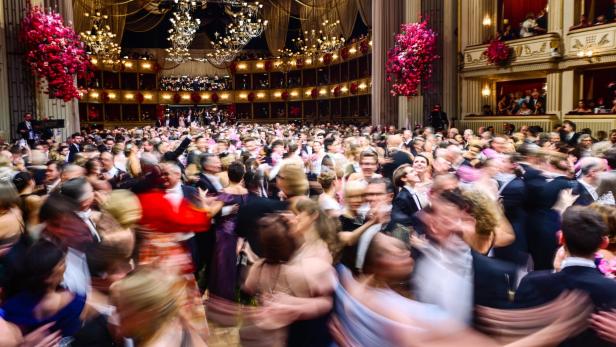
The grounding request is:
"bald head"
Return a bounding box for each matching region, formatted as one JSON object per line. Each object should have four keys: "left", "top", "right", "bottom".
{"left": 387, "top": 134, "right": 403, "bottom": 149}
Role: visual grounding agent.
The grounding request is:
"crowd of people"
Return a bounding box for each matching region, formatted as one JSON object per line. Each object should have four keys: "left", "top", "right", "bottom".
{"left": 1, "top": 115, "right": 616, "bottom": 346}
{"left": 497, "top": 9, "right": 547, "bottom": 41}
{"left": 159, "top": 75, "right": 232, "bottom": 92}
{"left": 570, "top": 2, "right": 616, "bottom": 30}
{"left": 156, "top": 108, "right": 236, "bottom": 128}
{"left": 496, "top": 88, "right": 546, "bottom": 115}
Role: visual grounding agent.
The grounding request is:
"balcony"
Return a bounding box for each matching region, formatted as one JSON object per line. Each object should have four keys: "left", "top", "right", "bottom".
{"left": 462, "top": 34, "right": 561, "bottom": 75}
{"left": 564, "top": 23, "right": 616, "bottom": 63}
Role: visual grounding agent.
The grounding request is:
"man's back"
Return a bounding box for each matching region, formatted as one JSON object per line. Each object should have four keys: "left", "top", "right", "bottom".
{"left": 516, "top": 266, "right": 616, "bottom": 346}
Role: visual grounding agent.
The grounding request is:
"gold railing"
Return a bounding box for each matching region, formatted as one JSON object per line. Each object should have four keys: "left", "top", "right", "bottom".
{"left": 80, "top": 78, "right": 371, "bottom": 105}
{"left": 565, "top": 22, "right": 616, "bottom": 59}
{"left": 456, "top": 115, "right": 558, "bottom": 133}
{"left": 462, "top": 34, "right": 561, "bottom": 72}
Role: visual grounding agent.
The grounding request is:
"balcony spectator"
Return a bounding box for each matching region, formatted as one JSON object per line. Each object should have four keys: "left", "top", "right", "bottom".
{"left": 573, "top": 100, "right": 593, "bottom": 114}
{"left": 516, "top": 101, "right": 533, "bottom": 115}
{"left": 532, "top": 100, "right": 545, "bottom": 115}
{"left": 482, "top": 104, "right": 494, "bottom": 116}
{"left": 536, "top": 8, "right": 548, "bottom": 32}
{"left": 594, "top": 14, "right": 607, "bottom": 25}
{"left": 610, "top": 98, "right": 616, "bottom": 113}
{"left": 498, "top": 24, "right": 518, "bottom": 41}
{"left": 520, "top": 13, "right": 545, "bottom": 38}
{"left": 569, "top": 14, "right": 591, "bottom": 30}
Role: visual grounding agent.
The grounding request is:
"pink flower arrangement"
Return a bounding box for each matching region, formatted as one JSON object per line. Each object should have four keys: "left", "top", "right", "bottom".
{"left": 484, "top": 39, "right": 512, "bottom": 66}
{"left": 596, "top": 253, "right": 616, "bottom": 279}
{"left": 21, "top": 7, "right": 92, "bottom": 102}
{"left": 386, "top": 20, "right": 439, "bottom": 97}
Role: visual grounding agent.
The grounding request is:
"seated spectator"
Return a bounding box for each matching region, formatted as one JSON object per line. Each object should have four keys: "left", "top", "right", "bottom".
{"left": 570, "top": 14, "right": 591, "bottom": 30}
{"left": 572, "top": 100, "right": 593, "bottom": 114}
{"left": 482, "top": 104, "right": 494, "bottom": 116}
{"left": 594, "top": 14, "right": 607, "bottom": 25}
{"left": 533, "top": 100, "right": 545, "bottom": 115}
{"left": 516, "top": 102, "right": 533, "bottom": 115}
{"left": 520, "top": 13, "right": 543, "bottom": 37}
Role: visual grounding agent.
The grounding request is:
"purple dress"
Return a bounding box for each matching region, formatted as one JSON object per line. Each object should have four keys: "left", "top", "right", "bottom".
{"left": 208, "top": 192, "right": 248, "bottom": 301}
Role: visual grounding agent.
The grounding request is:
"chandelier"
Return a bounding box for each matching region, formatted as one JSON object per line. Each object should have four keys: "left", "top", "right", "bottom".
{"left": 79, "top": 10, "right": 121, "bottom": 65}
{"left": 238, "top": 2, "right": 268, "bottom": 38}
{"left": 165, "top": 0, "right": 203, "bottom": 63}
{"left": 293, "top": 19, "right": 345, "bottom": 58}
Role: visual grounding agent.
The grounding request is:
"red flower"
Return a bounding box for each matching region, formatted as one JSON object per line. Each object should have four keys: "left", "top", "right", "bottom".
{"left": 21, "top": 7, "right": 92, "bottom": 102}
{"left": 350, "top": 83, "right": 358, "bottom": 95}
{"left": 360, "top": 40, "right": 370, "bottom": 54}
{"left": 322, "top": 53, "right": 333, "bottom": 65}
{"left": 333, "top": 85, "right": 341, "bottom": 97}
{"left": 281, "top": 91, "right": 289, "bottom": 100}
{"left": 484, "top": 39, "right": 512, "bottom": 66}
{"left": 385, "top": 20, "right": 439, "bottom": 97}
{"left": 190, "top": 92, "right": 201, "bottom": 104}
{"left": 247, "top": 92, "right": 255, "bottom": 102}
{"left": 136, "top": 92, "right": 144, "bottom": 104}
{"left": 229, "top": 61, "right": 237, "bottom": 74}
{"left": 340, "top": 47, "right": 350, "bottom": 60}
{"left": 264, "top": 60, "right": 273, "bottom": 72}
{"left": 101, "top": 91, "right": 110, "bottom": 103}
{"left": 173, "top": 93, "right": 181, "bottom": 104}
{"left": 295, "top": 57, "right": 304, "bottom": 69}
{"left": 211, "top": 92, "right": 220, "bottom": 103}
{"left": 311, "top": 88, "right": 318, "bottom": 99}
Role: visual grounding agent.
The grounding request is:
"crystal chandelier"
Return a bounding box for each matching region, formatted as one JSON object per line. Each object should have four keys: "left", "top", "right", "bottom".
{"left": 238, "top": 2, "right": 268, "bottom": 38}
{"left": 80, "top": 10, "right": 121, "bottom": 65}
{"left": 165, "top": 0, "right": 203, "bottom": 63}
{"left": 318, "top": 19, "right": 345, "bottom": 53}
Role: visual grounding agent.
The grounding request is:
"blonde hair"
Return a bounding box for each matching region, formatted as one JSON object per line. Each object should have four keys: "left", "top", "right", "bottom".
{"left": 279, "top": 163, "right": 309, "bottom": 197}
{"left": 318, "top": 170, "right": 337, "bottom": 190}
{"left": 292, "top": 198, "right": 341, "bottom": 260}
{"left": 111, "top": 268, "right": 179, "bottom": 344}
{"left": 462, "top": 189, "right": 498, "bottom": 236}
{"left": 102, "top": 189, "right": 142, "bottom": 228}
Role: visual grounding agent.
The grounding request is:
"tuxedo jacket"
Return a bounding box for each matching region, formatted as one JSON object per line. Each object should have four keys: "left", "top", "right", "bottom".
{"left": 391, "top": 188, "right": 421, "bottom": 227}
{"left": 68, "top": 143, "right": 81, "bottom": 163}
{"left": 381, "top": 150, "right": 413, "bottom": 182}
{"left": 196, "top": 173, "right": 219, "bottom": 194}
{"left": 492, "top": 177, "right": 529, "bottom": 265}
{"left": 573, "top": 181, "right": 595, "bottom": 206}
{"left": 515, "top": 266, "right": 616, "bottom": 346}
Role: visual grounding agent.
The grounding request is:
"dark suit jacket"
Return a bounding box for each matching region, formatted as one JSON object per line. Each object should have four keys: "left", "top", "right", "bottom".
{"left": 235, "top": 193, "right": 288, "bottom": 257}
{"left": 68, "top": 143, "right": 80, "bottom": 163}
{"left": 17, "top": 121, "right": 35, "bottom": 140}
{"left": 391, "top": 188, "right": 421, "bottom": 226}
{"left": 196, "top": 173, "right": 219, "bottom": 194}
{"left": 381, "top": 150, "right": 413, "bottom": 182}
{"left": 573, "top": 181, "right": 595, "bottom": 206}
{"left": 181, "top": 185, "right": 201, "bottom": 206}
{"left": 472, "top": 251, "right": 517, "bottom": 309}
{"left": 561, "top": 131, "right": 581, "bottom": 147}
{"left": 493, "top": 177, "right": 528, "bottom": 265}
{"left": 515, "top": 266, "right": 616, "bottom": 346}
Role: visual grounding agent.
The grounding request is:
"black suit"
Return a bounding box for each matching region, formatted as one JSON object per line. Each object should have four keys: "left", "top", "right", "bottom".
{"left": 525, "top": 174, "right": 575, "bottom": 270}
{"left": 561, "top": 131, "right": 581, "bottom": 147}
{"left": 196, "top": 173, "right": 220, "bottom": 194}
{"left": 428, "top": 110, "right": 449, "bottom": 131}
{"left": 472, "top": 251, "right": 517, "bottom": 309}
{"left": 493, "top": 177, "right": 528, "bottom": 265}
{"left": 235, "top": 193, "right": 288, "bottom": 257}
{"left": 516, "top": 265, "right": 616, "bottom": 346}
{"left": 573, "top": 181, "right": 596, "bottom": 206}
{"left": 68, "top": 143, "right": 81, "bottom": 163}
{"left": 391, "top": 187, "right": 421, "bottom": 226}
{"left": 17, "top": 121, "right": 36, "bottom": 142}
{"left": 381, "top": 150, "right": 413, "bottom": 182}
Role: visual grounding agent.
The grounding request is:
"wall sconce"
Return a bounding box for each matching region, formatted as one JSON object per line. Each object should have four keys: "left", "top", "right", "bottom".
{"left": 162, "top": 94, "right": 171, "bottom": 100}
{"left": 256, "top": 62, "right": 264, "bottom": 69}
{"left": 341, "top": 86, "right": 348, "bottom": 92}
{"left": 305, "top": 90, "right": 312, "bottom": 96}
{"left": 577, "top": 49, "right": 593, "bottom": 58}
{"left": 90, "top": 58, "right": 98, "bottom": 65}
{"left": 237, "top": 63, "right": 247, "bottom": 70}
{"left": 221, "top": 94, "right": 229, "bottom": 100}
{"left": 108, "top": 92, "right": 116, "bottom": 99}
{"left": 481, "top": 85, "right": 491, "bottom": 97}
{"left": 144, "top": 94, "right": 153, "bottom": 100}
{"left": 290, "top": 91, "right": 299, "bottom": 97}
{"left": 359, "top": 83, "right": 367, "bottom": 90}
{"left": 124, "top": 61, "right": 133, "bottom": 68}
{"left": 125, "top": 93, "right": 134, "bottom": 99}
{"left": 332, "top": 54, "right": 339, "bottom": 60}
{"left": 274, "top": 92, "right": 282, "bottom": 97}
{"left": 90, "top": 92, "right": 99, "bottom": 98}
{"left": 305, "top": 58, "right": 313, "bottom": 65}
{"left": 141, "top": 62, "right": 151, "bottom": 69}
{"left": 482, "top": 14, "right": 492, "bottom": 26}
{"left": 349, "top": 47, "right": 357, "bottom": 54}
{"left": 239, "top": 93, "right": 248, "bottom": 99}
{"left": 181, "top": 94, "right": 190, "bottom": 100}
{"left": 319, "top": 89, "right": 327, "bottom": 95}
{"left": 257, "top": 92, "right": 265, "bottom": 98}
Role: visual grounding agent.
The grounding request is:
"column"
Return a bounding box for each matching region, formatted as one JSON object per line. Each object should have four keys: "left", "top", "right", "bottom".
{"left": 442, "top": 0, "right": 458, "bottom": 125}
{"left": 461, "top": 79, "right": 483, "bottom": 116}
{"left": 563, "top": 0, "right": 578, "bottom": 36}
{"left": 398, "top": 0, "right": 423, "bottom": 128}
{"left": 371, "top": 0, "right": 403, "bottom": 126}
{"left": 546, "top": 71, "right": 562, "bottom": 119}
{"left": 548, "top": 0, "right": 563, "bottom": 35}
{"left": 561, "top": 70, "right": 578, "bottom": 116}
{"left": 0, "top": 3, "right": 10, "bottom": 141}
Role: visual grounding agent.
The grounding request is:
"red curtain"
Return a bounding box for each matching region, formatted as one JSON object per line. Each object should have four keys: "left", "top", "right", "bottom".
{"left": 501, "top": 0, "right": 547, "bottom": 29}
{"left": 584, "top": 68, "right": 616, "bottom": 105}
{"left": 497, "top": 78, "right": 546, "bottom": 98}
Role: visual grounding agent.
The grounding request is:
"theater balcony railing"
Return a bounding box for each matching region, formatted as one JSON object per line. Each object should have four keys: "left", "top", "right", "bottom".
{"left": 562, "top": 22, "right": 616, "bottom": 68}
{"left": 456, "top": 115, "right": 559, "bottom": 134}
{"left": 462, "top": 34, "right": 561, "bottom": 77}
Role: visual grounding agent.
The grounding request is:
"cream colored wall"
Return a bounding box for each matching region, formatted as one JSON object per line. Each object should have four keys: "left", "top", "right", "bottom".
{"left": 0, "top": 3, "right": 10, "bottom": 141}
